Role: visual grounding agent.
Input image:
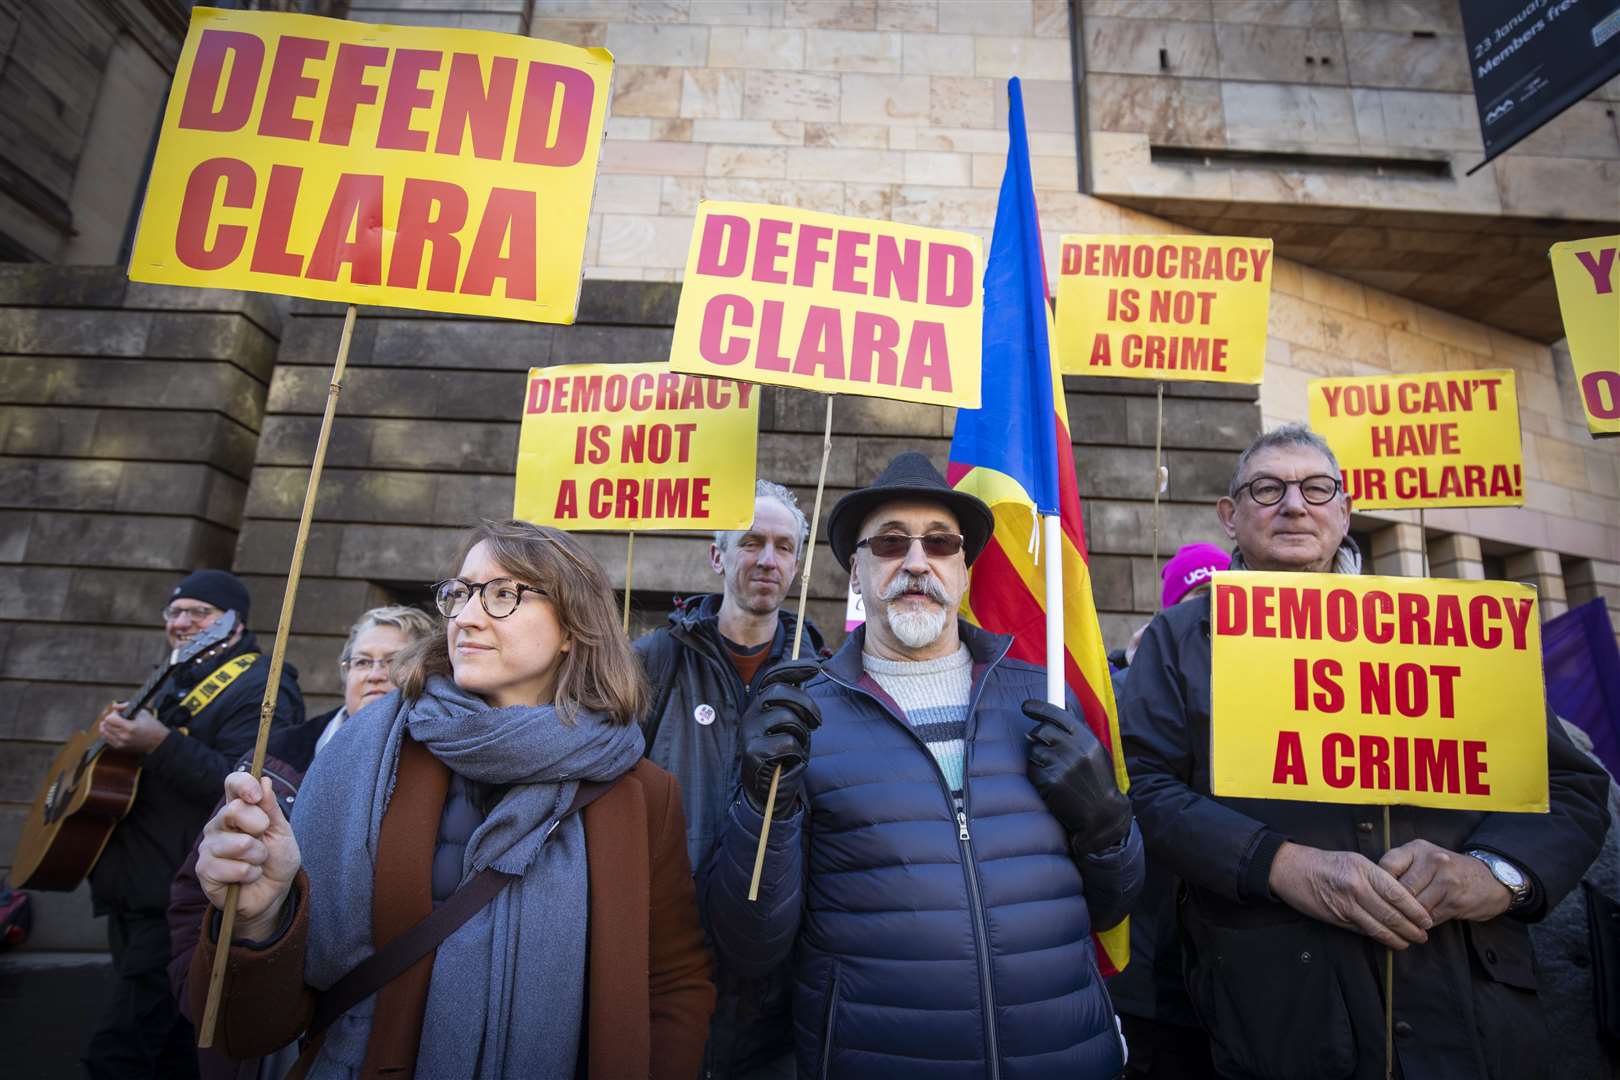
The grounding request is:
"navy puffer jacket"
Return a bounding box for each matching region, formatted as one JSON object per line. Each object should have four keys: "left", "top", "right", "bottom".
{"left": 703, "top": 622, "right": 1144, "bottom": 1079}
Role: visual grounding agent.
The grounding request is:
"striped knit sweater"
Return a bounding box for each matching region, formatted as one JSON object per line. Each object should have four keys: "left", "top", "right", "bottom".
{"left": 863, "top": 645, "right": 972, "bottom": 795}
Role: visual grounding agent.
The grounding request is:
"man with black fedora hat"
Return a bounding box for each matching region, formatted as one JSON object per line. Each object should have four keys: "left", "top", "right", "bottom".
{"left": 85, "top": 568, "right": 304, "bottom": 1079}
{"left": 702, "top": 451, "right": 1145, "bottom": 1079}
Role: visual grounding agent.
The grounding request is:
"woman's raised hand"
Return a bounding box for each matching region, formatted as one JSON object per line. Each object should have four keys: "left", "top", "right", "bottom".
{"left": 196, "top": 772, "right": 302, "bottom": 941}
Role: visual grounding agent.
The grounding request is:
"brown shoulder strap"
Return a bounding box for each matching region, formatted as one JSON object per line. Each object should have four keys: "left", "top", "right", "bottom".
{"left": 303, "top": 775, "right": 620, "bottom": 1046}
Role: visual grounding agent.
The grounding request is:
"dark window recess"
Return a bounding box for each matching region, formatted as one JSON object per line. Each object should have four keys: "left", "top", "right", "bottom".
{"left": 1158, "top": 47, "right": 1168, "bottom": 70}
{"left": 624, "top": 589, "right": 681, "bottom": 640}
{"left": 1349, "top": 529, "right": 1378, "bottom": 565}
{"left": 1412, "top": 30, "right": 1437, "bottom": 39}
{"left": 1149, "top": 145, "right": 1453, "bottom": 180}
{"left": 1481, "top": 554, "right": 1509, "bottom": 581}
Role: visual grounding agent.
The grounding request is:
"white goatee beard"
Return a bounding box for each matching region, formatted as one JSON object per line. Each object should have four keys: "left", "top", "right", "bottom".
{"left": 879, "top": 571, "right": 953, "bottom": 649}
{"left": 887, "top": 605, "right": 948, "bottom": 648}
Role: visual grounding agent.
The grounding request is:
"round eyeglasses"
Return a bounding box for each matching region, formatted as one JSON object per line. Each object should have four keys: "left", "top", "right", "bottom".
{"left": 1236, "top": 475, "right": 1341, "bottom": 507}
{"left": 855, "top": 532, "right": 965, "bottom": 560}
{"left": 432, "top": 578, "right": 546, "bottom": 619}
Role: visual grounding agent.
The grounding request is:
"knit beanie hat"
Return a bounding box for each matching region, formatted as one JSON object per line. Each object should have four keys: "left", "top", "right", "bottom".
{"left": 171, "top": 569, "right": 251, "bottom": 619}
{"left": 1161, "top": 543, "right": 1230, "bottom": 608}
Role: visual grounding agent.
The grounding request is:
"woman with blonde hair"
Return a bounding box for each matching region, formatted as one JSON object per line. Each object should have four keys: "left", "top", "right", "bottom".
{"left": 191, "top": 520, "right": 714, "bottom": 1079}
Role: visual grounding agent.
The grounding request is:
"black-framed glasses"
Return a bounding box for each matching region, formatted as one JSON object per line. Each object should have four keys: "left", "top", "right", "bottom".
{"left": 432, "top": 578, "right": 546, "bottom": 619}
{"left": 855, "top": 532, "right": 965, "bottom": 560}
{"left": 1236, "top": 475, "right": 1341, "bottom": 506}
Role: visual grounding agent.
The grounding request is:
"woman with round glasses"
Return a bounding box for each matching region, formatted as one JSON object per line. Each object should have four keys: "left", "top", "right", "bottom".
{"left": 190, "top": 520, "right": 715, "bottom": 1078}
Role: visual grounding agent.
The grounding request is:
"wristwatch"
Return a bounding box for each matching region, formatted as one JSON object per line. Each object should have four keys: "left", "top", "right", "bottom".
{"left": 1465, "top": 849, "right": 1532, "bottom": 911}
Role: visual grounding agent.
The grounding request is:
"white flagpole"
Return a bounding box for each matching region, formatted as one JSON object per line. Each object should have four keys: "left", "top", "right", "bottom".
{"left": 1042, "top": 512, "right": 1064, "bottom": 707}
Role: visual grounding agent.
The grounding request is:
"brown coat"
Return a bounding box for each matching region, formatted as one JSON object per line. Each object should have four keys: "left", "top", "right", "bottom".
{"left": 190, "top": 753, "right": 715, "bottom": 1080}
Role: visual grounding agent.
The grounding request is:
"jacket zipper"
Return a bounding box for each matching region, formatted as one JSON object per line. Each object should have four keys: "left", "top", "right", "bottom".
{"left": 825, "top": 642, "right": 1008, "bottom": 1079}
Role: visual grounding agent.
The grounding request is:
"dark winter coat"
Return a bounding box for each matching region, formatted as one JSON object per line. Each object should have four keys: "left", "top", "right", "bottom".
{"left": 1122, "top": 593, "right": 1611, "bottom": 1080}
{"left": 91, "top": 630, "right": 304, "bottom": 915}
{"left": 633, "top": 592, "right": 825, "bottom": 1077}
{"left": 703, "top": 621, "right": 1145, "bottom": 1079}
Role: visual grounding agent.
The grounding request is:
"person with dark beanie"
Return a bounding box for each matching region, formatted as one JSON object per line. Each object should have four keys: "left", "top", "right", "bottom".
{"left": 84, "top": 567, "right": 304, "bottom": 1079}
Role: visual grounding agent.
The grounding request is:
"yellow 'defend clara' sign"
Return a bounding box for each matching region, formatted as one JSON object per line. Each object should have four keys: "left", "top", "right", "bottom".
{"left": 669, "top": 201, "right": 984, "bottom": 408}
{"left": 1055, "top": 234, "right": 1273, "bottom": 384}
{"left": 514, "top": 363, "right": 759, "bottom": 530}
{"left": 1308, "top": 370, "right": 1524, "bottom": 510}
{"left": 1209, "top": 571, "right": 1547, "bottom": 813}
{"left": 1549, "top": 235, "right": 1620, "bottom": 438}
{"left": 129, "top": 7, "right": 611, "bottom": 324}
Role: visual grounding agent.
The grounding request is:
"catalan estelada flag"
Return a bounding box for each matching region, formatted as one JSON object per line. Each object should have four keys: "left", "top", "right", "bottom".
{"left": 946, "top": 77, "right": 1131, "bottom": 976}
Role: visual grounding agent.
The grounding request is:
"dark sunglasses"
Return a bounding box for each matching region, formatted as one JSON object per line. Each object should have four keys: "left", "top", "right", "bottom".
{"left": 855, "top": 532, "right": 965, "bottom": 560}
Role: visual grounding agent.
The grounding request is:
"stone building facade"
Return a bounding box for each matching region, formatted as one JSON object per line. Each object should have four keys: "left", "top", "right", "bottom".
{"left": 1, "top": 0, "right": 1617, "bottom": 955}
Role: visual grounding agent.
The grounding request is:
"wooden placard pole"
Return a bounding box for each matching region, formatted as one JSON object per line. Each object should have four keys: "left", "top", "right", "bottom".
{"left": 1418, "top": 508, "right": 1429, "bottom": 577}
{"left": 1151, "top": 381, "right": 1165, "bottom": 592}
{"left": 198, "top": 304, "right": 358, "bottom": 1048}
{"left": 748, "top": 392, "right": 834, "bottom": 902}
{"left": 1384, "top": 802, "right": 1394, "bottom": 1080}
{"left": 622, "top": 531, "right": 636, "bottom": 634}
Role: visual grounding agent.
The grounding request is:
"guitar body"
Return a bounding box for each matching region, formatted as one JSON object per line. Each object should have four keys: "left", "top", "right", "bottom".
{"left": 10, "top": 610, "right": 238, "bottom": 892}
{"left": 12, "top": 728, "right": 142, "bottom": 891}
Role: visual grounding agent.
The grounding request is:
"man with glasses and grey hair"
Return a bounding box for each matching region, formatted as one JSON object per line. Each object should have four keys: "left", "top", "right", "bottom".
{"left": 1120, "top": 423, "right": 1610, "bottom": 1079}
{"left": 702, "top": 452, "right": 1144, "bottom": 1079}
{"left": 85, "top": 569, "right": 304, "bottom": 1079}
{"left": 633, "top": 478, "right": 826, "bottom": 1078}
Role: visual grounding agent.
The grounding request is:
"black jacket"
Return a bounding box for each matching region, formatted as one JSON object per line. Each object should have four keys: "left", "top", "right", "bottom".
{"left": 90, "top": 631, "right": 304, "bottom": 915}
{"left": 632, "top": 593, "right": 824, "bottom": 1078}
{"left": 1121, "top": 593, "right": 1611, "bottom": 1080}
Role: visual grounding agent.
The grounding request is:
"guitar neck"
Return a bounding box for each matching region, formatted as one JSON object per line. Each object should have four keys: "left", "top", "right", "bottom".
{"left": 127, "top": 660, "right": 174, "bottom": 717}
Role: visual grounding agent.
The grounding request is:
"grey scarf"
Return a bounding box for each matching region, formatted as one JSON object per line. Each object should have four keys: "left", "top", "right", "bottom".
{"left": 291, "top": 675, "right": 645, "bottom": 1078}
{"left": 1229, "top": 536, "right": 1363, "bottom": 575}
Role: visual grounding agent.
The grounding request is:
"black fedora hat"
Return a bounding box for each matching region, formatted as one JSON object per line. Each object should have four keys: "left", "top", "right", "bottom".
{"left": 828, "top": 452, "right": 995, "bottom": 571}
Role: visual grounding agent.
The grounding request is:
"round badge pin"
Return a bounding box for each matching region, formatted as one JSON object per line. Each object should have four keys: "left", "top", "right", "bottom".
{"left": 694, "top": 704, "right": 716, "bottom": 726}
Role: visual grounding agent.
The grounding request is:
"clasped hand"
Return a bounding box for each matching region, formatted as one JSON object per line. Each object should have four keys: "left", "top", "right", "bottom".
{"left": 1269, "top": 838, "right": 1512, "bottom": 950}
{"left": 196, "top": 771, "right": 303, "bottom": 942}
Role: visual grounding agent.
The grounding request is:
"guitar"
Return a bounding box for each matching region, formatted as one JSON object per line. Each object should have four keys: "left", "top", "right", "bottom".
{"left": 10, "top": 612, "right": 240, "bottom": 891}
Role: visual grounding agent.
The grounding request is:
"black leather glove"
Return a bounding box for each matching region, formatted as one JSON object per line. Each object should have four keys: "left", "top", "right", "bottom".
{"left": 1023, "top": 699, "right": 1133, "bottom": 855}
{"left": 739, "top": 660, "right": 823, "bottom": 815}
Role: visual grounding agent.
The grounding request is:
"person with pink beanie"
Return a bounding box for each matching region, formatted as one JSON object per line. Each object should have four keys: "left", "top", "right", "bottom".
{"left": 1159, "top": 542, "right": 1231, "bottom": 610}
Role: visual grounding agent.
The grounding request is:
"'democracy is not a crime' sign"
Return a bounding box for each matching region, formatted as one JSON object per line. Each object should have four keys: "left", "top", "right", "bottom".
{"left": 1055, "top": 234, "right": 1273, "bottom": 384}
{"left": 1210, "top": 572, "right": 1547, "bottom": 814}
{"left": 1550, "top": 235, "right": 1620, "bottom": 438}
{"left": 1308, "top": 370, "right": 1525, "bottom": 510}
{"left": 129, "top": 7, "right": 611, "bottom": 323}
{"left": 669, "top": 201, "right": 984, "bottom": 408}
{"left": 513, "top": 363, "right": 759, "bottom": 530}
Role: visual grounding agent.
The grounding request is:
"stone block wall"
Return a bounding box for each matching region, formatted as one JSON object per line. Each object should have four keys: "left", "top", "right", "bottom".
{"left": 1078, "top": 0, "right": 1620, "bottom": 215}
{"left": 0, "top": 266, "right": 282, "bottom": 948}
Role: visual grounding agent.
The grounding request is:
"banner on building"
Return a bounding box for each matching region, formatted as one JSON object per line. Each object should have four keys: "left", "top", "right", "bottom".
{"left": 1460, "top": 0, "right": 1620, "bottom": 169}
{"left": 129, "top": 7, "right": 611, "bottom": 324}
{"left": 514, "top": 363, "right": 759, "bottom": 529}
{"left": 1550, "top": 235, "right": 1620, "bottom": 438}
{"left": 1210, "top": 571, "right": 1548, "bottom": 813}
{"left": 1307, "top": 370, "right": 1525, "bottom": 509}
{"left": 670, "top": 201, "right": 984, "bottom": 408}
{"left": 1054, "top": 235, "right": 1273, "bottom": 384}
